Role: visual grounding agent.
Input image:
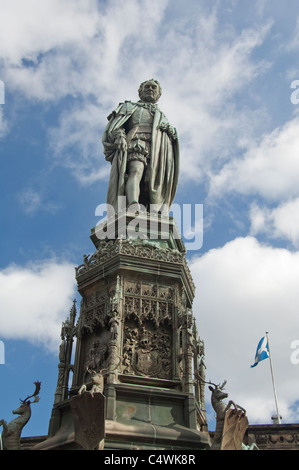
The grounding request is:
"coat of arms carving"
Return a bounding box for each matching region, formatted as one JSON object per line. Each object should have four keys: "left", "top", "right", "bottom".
{"left": 123, "top": 323, "right": 171, "bottom": 379}
{"left": 133, "top": 336, "right": 162, "bottom": 376}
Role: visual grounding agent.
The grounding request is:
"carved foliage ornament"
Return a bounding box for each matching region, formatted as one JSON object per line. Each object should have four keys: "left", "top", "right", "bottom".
{"left": 75, "top": 238, "right": 184, "bottom": 277}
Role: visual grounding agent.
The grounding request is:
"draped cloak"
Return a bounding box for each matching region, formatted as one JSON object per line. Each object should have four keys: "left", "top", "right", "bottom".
{"left": 102, "top": 100, "right": 180, "bottom": 215}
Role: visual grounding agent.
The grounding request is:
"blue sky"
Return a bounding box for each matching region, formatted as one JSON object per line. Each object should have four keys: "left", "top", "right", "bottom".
{"left": 1, "top": 0, "right": 299, "bottom": 439}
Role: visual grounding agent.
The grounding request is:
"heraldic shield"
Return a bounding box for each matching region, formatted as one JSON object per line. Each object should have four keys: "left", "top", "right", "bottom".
{"left": 70, "top": 392, "right": 105, "bottom": 450}
{"left": 221, "top": 409, "right": 249, "bottom": 450}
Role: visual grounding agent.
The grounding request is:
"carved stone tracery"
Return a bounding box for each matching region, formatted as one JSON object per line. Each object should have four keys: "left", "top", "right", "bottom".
{"left": 120, "top": 278, "right": 175, "bottom": 379}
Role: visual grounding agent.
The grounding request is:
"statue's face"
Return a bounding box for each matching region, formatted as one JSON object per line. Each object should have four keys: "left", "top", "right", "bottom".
{"left": 140, "top": 80, "right": 160, "bottom": 103}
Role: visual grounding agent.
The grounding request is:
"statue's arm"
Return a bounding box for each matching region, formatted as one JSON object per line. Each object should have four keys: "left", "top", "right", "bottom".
{"left": 159, "top": 119, "right": 178, "bottom": 141}
{"left": 102, "top": 101, "right": 135, "bottom": 161}
{"left": 103, "top": 128, "right": 127, "bottom": 162}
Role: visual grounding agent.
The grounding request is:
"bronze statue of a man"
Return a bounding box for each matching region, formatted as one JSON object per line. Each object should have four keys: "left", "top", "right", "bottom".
{"left": 102, "top": 79, "right": 179, "bottom": 215}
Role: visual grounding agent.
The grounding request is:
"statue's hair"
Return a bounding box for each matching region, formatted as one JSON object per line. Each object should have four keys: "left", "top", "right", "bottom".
{"left": 138, "top": 79, "right": 162, "bottom": 101}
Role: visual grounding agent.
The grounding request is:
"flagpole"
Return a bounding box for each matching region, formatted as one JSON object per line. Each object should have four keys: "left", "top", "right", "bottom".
{"left": 266, "top": 331, "right": 281, "bottom": 424}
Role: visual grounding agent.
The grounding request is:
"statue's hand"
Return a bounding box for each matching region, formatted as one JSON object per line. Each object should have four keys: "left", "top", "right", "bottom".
{"left": 159, "top": 123, "right": 168, "bottom": 132}
{"left": 115, "top": 137, "right": 127, "bottom": 152}
{"left": 159, "top": 123, "right": 177, "bottom": 141}
{"left": 112, "top": 128, "right": 127, "bottom": 152}
{"left": 167, "top": 125, "right": 177, "bottom": 140}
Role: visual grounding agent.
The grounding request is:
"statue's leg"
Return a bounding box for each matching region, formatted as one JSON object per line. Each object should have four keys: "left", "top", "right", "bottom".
{"left": 126, "top": 160, "right": 144, "bottom": 207}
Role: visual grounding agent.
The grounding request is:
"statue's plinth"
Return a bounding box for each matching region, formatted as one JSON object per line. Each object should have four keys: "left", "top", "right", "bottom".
{"left": 34, "top": 211, "right": 210, "bottom": 450}
{"left": 91, "top": 209, "right": 184, "bottom": 250}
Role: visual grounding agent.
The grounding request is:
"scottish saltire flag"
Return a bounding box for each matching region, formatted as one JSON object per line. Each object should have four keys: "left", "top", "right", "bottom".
{"left": 251, "top": 336, "right": 269, "bottom": 367}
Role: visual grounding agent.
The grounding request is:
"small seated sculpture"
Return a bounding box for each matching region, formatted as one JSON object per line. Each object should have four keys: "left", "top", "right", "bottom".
{"left": 78, "top": 369, "right": 104, "bottom": 397}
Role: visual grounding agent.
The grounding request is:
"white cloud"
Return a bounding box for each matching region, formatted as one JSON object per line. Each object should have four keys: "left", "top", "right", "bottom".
{"left": 209, "top": 116, "right": 299, "bottom": 202}
{"left": 2, "top": 0, "right": 169, "bottom": 102}
{"left": 18, "top": 188, "right": 42, "bottom": 215}
{"left": 18, "top": 187, "right": 60, "bottom": 215}
{"left": 0, "top": 259, "right": 77, "bottom": 352}
{"left": 0, "top": 0, "right": 273, "bottom": 185}
{"left": 48, "top": 102, "right": 110, "bottom": 185}
{"left": 190, "top": 236, "right": 299, "bottom": 424}
{"left": 0, "top": 0, "right": 100, "bottom": 65}
{"left": 287, "top": 17, "right": 299, "bottom": 51}
{"left": 250, "top": 198, "right": 299, "bottom": 248}
{"left": 0, "top": 101, "right": 9, "bottom": 139}
{"left": 136, "top": 14, "right": 272, "bottom": 182}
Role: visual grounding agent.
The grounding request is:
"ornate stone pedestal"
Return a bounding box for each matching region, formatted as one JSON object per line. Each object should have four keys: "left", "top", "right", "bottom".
{"left": 34, "top": 211, "right": 210, "bottom": 450}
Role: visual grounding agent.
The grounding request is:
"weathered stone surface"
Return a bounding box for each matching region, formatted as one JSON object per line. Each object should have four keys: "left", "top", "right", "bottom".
{"left": 34, "top": 214, "right": 210, "bottom": 450}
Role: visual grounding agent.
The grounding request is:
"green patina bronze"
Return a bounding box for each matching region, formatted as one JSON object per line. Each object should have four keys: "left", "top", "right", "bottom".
{"left": 102, "top": 79, "right": 180, "bottom": 215}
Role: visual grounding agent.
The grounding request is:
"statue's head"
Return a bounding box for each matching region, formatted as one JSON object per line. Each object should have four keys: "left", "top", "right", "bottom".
{"left": 138, "top": 79, "right": 162, "bottom": 103}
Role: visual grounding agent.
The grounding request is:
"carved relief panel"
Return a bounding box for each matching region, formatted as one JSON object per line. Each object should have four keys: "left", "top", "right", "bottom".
{"left": 74, "top": 278, "right": 122, "bottom": 387}
{"left": 121, "top": 279, "right": 175, "bottom": 380}
{"left": 122, "top": 319, "right": 172, "bottom": 379}
{"left": 80, "top": 331, "right": 111, "bottom": 383}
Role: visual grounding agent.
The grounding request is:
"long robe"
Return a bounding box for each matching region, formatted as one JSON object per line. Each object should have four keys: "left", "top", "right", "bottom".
{"left": 102, "top": 100, "right": 180, "bottom": 215}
